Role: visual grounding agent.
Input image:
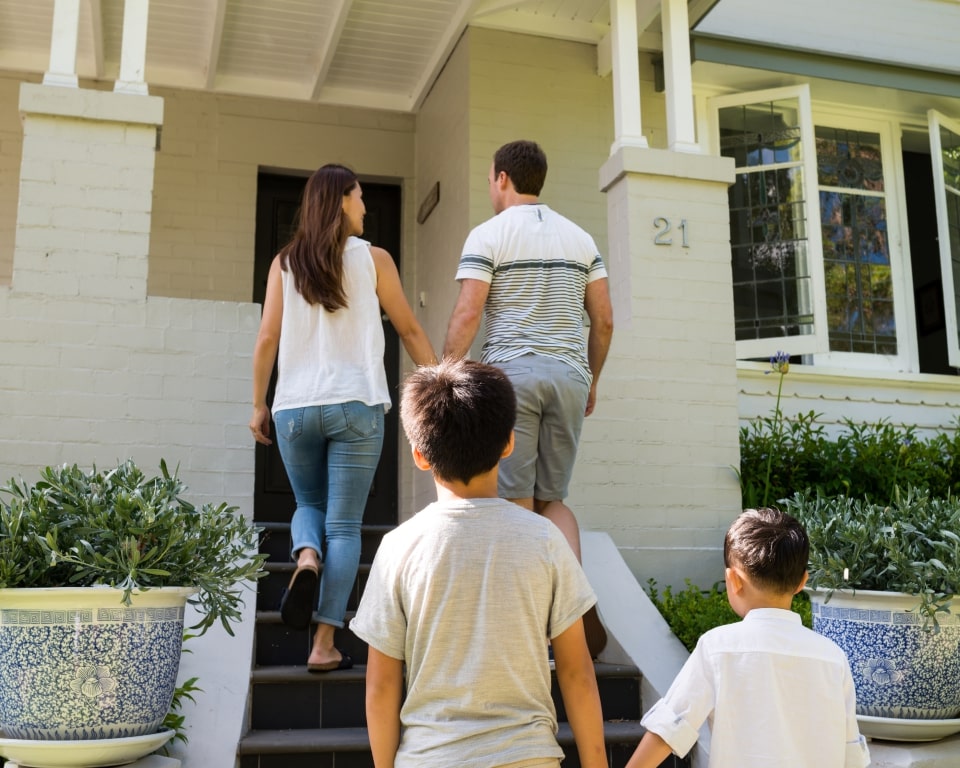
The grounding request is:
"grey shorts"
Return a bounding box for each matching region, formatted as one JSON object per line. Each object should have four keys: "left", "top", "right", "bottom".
{"left": 494, "top": 355, "right": 589, "bottom": 501}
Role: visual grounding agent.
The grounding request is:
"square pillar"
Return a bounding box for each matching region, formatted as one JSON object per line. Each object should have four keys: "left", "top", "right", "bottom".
{"left": 588, "top": 147, "right": 740, "bottom": 588}
{"left": 12, "top": 83, "right": 163, "bottom": 300}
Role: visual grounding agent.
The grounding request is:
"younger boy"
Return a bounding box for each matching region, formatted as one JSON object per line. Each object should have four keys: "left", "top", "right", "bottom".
{"left": 350, "top": 359, "right": 608, "bottom": 768}
{"left": 626, "top": 507, "right": 870, "bottom": 768}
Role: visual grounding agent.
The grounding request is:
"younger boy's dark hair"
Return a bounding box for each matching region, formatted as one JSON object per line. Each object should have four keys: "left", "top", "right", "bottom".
{"left": 494, "top": 140, "right": 548, "bottom": 196}
{"left": 400, "top": 359, "right": 516, "bottom": 485}
{"left": 723, "top": 507, "right": 809, "bottom": 594}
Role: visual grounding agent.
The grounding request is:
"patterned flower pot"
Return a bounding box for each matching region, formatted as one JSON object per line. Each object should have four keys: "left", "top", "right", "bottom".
{"left": 0, "top": 586, "right": 193, "bottom": 740}
{"left": 809, "top": 588, "right": 960, "bottom": 719}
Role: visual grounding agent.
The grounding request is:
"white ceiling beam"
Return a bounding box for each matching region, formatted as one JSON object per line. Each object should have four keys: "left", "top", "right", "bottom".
{"left": 312, "top": 85, "right": 414, "bottom": 113}
{"left": 410, "top": 0, "right": 488, "bottom": 111}
{"left": 84, "top": 0, "right": 104, "bottom": 79}
{"left": 473, "top": 0, "right": 538, "bottom": 16}
{"left": 308, "top": 0, "right": 354, "bottom": 102}
{"left": 203, "top": 0, "right": 228, "bottom": 90}
{"left": 471, "top": 10, "right": 607, "bottom": 44}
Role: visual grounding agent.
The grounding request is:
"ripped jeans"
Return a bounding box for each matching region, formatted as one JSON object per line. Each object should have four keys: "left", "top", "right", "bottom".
{"left": 274, "top": 402, "right": 385, "bottom": 627}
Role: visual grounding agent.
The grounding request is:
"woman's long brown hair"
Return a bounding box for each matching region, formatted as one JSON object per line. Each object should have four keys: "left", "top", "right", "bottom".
{"left": 279, "top": 164, "right": 358, "bottom": 311}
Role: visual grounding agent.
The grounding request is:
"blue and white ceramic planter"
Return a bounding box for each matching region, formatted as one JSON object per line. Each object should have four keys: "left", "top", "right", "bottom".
{"left": 0, "top": 586, "right": 193, "bottom": 740}
{"left": 809, "top": 588, "right": 960, "bottom": 719}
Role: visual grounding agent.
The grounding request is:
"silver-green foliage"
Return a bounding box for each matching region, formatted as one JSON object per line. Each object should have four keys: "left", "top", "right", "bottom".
{"left": 0, "top": 459, "right": 266, "bottom": 635}
{"left": 783, "top": 488, "right": 960, "bottom": 625}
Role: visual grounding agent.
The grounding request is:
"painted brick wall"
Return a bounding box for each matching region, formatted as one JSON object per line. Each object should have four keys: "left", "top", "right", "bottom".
{"left": 0, "top": 83, "right": 263, "bottom": 767}
{"left": 586, "top": 151, "right": 742, "bottom": 591}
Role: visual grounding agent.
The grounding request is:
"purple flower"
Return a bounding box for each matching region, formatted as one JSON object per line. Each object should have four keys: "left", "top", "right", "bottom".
{"left": 766, "top": 350, "right": 790, "bottom": 375}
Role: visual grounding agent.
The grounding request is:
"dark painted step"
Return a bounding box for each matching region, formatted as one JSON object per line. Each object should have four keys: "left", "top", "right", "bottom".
{"left": 253, "top": 611, "right": 368, "bottom": 667}
{"left": 238, "top": 662, "right": 676, "bottom": 768}
{"left": 257, "top": 561, "right": 373, "bottom": 612}
{"left": 248, "top": 662, "right": 643, "bottom": 731}
{"left": 238, "top": 720, "right": 653, "bottom": 768}
{"left": 258, "top": 522, "right": 393, "bottom": 564}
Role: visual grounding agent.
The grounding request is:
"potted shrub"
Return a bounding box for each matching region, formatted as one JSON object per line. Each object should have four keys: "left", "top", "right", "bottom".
{"left": 783, "top": 488, "right": 960, "bottom": 736}
{"left": 740, "top": 352, "right": 960, "bottom": 740}
{"left": 0, "top": 459, "right": 265, "bottom": 749}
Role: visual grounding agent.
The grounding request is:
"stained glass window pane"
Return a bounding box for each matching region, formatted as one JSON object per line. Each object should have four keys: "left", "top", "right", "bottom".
{"left": 821, "top": 191, "right": 895, "bottom": 354}
{"left": 719, "top": 100, "right": 803, "bottom": 167}
{"left": 816, "top": 128, "right": 884, "bottom": 192}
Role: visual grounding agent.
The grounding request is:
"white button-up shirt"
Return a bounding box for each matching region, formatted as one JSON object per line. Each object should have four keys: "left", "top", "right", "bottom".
{"left": 642, "top": 608, "right": 870, "bottom": 768}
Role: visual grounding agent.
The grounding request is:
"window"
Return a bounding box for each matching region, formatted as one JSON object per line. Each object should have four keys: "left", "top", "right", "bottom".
{"left": 709, "top": 85, "right": 828, "bottom": 359}
{"left": 710, "top": 85, "right": 916, "bottom": 370}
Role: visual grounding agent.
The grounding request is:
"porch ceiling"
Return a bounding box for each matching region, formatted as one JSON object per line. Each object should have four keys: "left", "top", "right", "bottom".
{"left": 0, "top": 0, "right": 716, "bottom": 113}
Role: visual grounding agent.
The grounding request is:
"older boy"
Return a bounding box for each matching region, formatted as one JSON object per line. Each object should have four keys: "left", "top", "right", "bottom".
{"left": 626, "top": 508, "right": 870, "bottom": 768}
{"left": 350, "top": 359, "right": 607, "bottom": 768}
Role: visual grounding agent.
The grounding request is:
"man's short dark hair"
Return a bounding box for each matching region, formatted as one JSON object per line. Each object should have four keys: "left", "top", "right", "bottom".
{"left": 723, "top": 507, "right": 809, "bottom": 594}
{"left": 494, "top": 140, "right": 548, "bottom": 196}
{"left": 400, "top": 359, "right": 516, "bottom": 485}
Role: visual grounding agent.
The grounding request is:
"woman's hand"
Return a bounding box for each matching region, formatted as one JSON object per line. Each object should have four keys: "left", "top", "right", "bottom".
{"left": 250, "top": 405, "right": 273, "bottom": 445}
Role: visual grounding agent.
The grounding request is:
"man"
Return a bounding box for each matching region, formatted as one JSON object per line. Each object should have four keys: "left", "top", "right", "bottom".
{"left": 443, "top": 140, "right": 614, "bottom": 655}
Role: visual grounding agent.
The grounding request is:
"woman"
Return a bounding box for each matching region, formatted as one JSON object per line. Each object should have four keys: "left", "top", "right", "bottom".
{"left": 250, "top": 164, "right": 436, "bottom": 671}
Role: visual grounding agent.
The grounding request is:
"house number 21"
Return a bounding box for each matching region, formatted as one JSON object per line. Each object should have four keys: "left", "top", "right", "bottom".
{"left": 653, "top": 217, "right": 689, "bottom": 248}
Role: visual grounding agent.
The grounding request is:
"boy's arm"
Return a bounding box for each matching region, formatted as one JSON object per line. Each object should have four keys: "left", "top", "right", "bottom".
{"left": 624, "top": 731, "right": 673, "bottom": 768}
{"left": 365, "top": 646, "right": 405, "bottom": 768}
{"left": 552, "top": 617, "right": 609, "bottom": 768}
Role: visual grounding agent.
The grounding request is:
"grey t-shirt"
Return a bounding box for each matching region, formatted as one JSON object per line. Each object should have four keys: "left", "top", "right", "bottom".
{"left": 350, "top": 498, "right": 596, "bottom": 768}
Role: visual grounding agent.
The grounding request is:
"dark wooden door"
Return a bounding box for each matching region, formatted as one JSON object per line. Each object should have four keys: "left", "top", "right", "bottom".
{"left": 252, "top": 172, "right": 401, "bottom": 526}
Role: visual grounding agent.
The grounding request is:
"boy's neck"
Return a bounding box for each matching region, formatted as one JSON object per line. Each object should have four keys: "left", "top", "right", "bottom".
{"left": 433, "top": 467, "right": 500, "bottom": 503}
{"left": 743, "top": 594, "right": 796, "bottom": 613}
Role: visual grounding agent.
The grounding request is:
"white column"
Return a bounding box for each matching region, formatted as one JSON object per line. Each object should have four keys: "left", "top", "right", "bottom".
{"left": 609, "top": 0, "right": 648, "bottom": 153}
{"left": 661, "top": 0, "right": 699, "bottom": 153}
{"left": 44, "top": 0, "right": 81, "bottom": 88}
{"left": 114, "top": 0, "right": 150, "bottom": 95}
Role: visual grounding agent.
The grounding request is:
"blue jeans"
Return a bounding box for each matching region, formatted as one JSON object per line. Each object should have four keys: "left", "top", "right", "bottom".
{"left": 274, "top": 402, "right": 385, "bottom": 628}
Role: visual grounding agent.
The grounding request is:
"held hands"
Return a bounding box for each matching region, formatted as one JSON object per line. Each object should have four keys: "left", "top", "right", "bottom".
{"left": 250, "top": 405, "right": 273, "bottom": 445}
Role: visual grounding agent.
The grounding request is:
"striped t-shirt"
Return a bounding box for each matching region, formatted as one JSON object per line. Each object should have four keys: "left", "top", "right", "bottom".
{"left": 455, "top": 203, "right": 608, "bottom": 384}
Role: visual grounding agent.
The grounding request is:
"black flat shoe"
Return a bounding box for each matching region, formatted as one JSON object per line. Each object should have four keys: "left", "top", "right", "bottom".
{"left": 279, "top": 564, "right": 318, "bottom": 630}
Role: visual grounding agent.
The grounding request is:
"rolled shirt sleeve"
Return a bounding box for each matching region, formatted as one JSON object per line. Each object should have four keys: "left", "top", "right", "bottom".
{"left": 640, "top": 698, "right": 701, "bottom": 758}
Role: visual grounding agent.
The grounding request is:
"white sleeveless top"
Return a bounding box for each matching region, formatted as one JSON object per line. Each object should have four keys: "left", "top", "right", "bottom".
{"left": 271, "top": 237, "right": 390, "bottom": 414}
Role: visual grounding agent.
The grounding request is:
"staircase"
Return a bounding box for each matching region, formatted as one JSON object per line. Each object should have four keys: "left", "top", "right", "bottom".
{"left": 237, "top": 519, "right": 684, "bottom": 768}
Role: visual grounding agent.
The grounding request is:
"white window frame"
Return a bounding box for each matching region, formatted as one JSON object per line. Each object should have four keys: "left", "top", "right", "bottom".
{"left": 708, "top": 84, "right": 829, "bottom": 360}
{"left": 807, "top": 109, "right": 911, "bottom": 373}
{"left": 930, "top": 109, "right": 960, "bottom": 368}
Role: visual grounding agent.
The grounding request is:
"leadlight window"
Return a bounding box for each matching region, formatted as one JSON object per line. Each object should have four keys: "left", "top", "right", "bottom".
{"left": 720, "top": 98, "right": 816, "bottom": 347}
{"left": 815, "top": 127, "right": 895, "bottom": 355}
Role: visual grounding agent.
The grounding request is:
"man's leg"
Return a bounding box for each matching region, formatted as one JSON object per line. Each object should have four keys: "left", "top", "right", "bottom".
{"left": 534, "top": 499, "right": 581, "bottom": 561}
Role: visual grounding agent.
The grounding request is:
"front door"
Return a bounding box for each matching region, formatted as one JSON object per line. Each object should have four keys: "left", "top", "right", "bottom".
{"left": 252, "top": 171, "right": 401, "bottom": 527}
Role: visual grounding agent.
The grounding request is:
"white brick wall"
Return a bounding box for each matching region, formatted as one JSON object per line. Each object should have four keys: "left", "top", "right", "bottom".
{"left": 586, "top": 150, "right": 742, "bottom": 591}
{"left": 0, "top": 83, "right": 261, "bottom": 768}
